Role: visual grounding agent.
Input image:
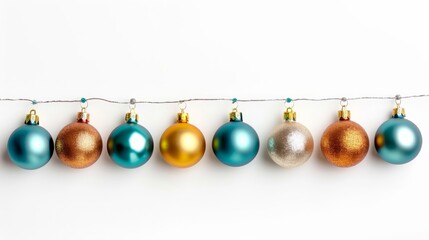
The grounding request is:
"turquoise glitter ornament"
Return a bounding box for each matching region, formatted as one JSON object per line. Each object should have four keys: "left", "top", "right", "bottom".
{"left": 7, "top": 110, "right": 54, "bottom": 170}
{"left": 212, "top": 101, "right": 260, "bottom": 167}
{"left": 107, "top": 101, "right": 154, "bottom": 168}
{"left": 375, "top": 99, "right": 422, "bottom": 164}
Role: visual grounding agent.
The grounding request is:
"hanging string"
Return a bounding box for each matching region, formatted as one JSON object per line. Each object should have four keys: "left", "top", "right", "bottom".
{"left": 0, "top": 94, "right": 428, "bottom": 105}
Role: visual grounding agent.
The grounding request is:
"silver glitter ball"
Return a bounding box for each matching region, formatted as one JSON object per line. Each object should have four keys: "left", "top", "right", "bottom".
{"left": 267, "top": 121, "right": 314, "bottom": 168}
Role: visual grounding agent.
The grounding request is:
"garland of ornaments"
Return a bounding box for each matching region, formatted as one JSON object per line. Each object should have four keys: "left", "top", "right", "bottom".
{"left": 5, "top": 95, "right": 423, "bottom": 170}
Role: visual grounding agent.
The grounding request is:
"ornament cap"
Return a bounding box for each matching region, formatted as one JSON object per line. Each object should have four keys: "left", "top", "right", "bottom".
{"left": 338, "top": 106, "right": 351, "bottom": 121}
{"left": 284, "top": 107, "right": 296, "bottom": 121}
{"left": 125, "top": 110, "right": 139, "bottom": 123}
{"left": 25, "top": 109, "right": 39, "bottom": 125}
{"left": 177, "top": 112, "right": 189, "bottom": 123}
{"left": 392, "top": 107, "right": 406, "bottom": 118}
{"left": 229, "top": 111, "right": 243, "bottom": 122}
{"left": 77, "top": 108, "right": 90, "bottom": 123}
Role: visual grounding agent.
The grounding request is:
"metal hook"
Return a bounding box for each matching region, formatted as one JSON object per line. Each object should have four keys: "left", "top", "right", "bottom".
{"left": 80, "top": 98, "right": 88, "bottom": 109}
{"left": 284, "top": 98, "right": 294, "bottom": 109}
{"left": 129, "top": 98, "right": 137, "bottom": 110}
{"left": 178, "top": 101, "right": 187, "bottom": 112}
{"left": 231, "top": 98, "right": 238, "bottom": 111}
{"left": 340, "top": 97, "right": 348, "bottom": 107}
{"left": 395, "top": 94, "right": 402, "bottom": 107}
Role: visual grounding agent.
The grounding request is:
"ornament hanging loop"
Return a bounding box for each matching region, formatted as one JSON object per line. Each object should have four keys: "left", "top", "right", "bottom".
{"left": 77, "top": 98, "right": 90, "bottom": 123}
{"left": 231, "top": 98, "right": 238, "bottom": 112}
{"left": 340, "top": 97, "right": 348, "bottom": 107}
{"left": 29, "top": 99, "right": 39, "bottom": 112}
{"left": 284, "top": 98, "right": 296, "bottom": 121}
{"left": 395, "top": 94, "right": 402, "bottom": 107}
{"left": 229, "top": 98, "right": 242, "bottom": 122}
{"left": 178, "top": 101, "right": 187, "bottom": 113}
{"left": 393, "top": 94, "right": 406, "bottom": 118}
{"left": 338, "top": 97, "right": 351, "bottom": 120}
{"left": 80, "top": 98, "right": 88, "bottom": 111}
{"left": 129, "top": 98, "right": 137, "bottom": 111}
{"left": 284, "top": 98, "right": 294, "bottom": 109}
{"left": 125, "top": 98, "right": 139, "bottom": 123}
{"left": 177, "top": 101, "right": 189, "bottom": 123}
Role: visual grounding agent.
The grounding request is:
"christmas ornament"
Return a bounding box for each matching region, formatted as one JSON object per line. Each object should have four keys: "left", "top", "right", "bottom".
{"left": 107, "top": 99, "right": 154, "bottom": 168}
{"left": 320, "top": 98, "right": 369, "bottom": 167}
{"left": 375, "top": 96, "right": 422, "bottom": 164}
{"left": 159, "top": 102, "right": 206, "bottom": 168}
{"left": 55, "top": 99, "right": 103, "bottom": 168}
{"left": 267, "top": 99, "right": 314, "bottom": 168}
{"left": 212, "top": 99, "right": 259, "bottom": 167}
{"left": 7, "top": 109, "right": 54, "bottom": 170}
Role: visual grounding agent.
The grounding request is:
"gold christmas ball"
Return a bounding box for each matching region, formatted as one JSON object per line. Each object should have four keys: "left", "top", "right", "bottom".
{"left": 320, "top": 120, "right": 369, "bottom": 167}
{"left": 160, "top": 122, "right": 206, "bottom": 168}
{"left": 55, "top": 122, "right": 103, "bottom": 169}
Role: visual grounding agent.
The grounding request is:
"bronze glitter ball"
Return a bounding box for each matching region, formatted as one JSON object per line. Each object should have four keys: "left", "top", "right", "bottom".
{"left": 55, "top": 122, "right": 103, "bottom": 169}
{"left": 320, "top": 120, "right": 369, "bottom": 167}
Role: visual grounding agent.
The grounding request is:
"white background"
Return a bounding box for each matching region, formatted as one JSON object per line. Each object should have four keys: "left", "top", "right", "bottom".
{"left": 0, "top": 0, "right": 428, "bottom": 239}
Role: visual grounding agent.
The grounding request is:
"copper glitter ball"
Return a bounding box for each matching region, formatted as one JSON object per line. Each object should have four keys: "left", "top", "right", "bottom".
{"left": 55, "top": 122, "right": 103, "bottom": 169}
{"left": 320, "top": 120, "right": 369, "bottom": 167}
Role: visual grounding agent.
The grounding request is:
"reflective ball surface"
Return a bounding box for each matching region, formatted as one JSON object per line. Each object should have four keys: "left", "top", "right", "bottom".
{"left": 108, "top": 122, "right": 154, "bottom": 168}
{"left": 8, "top": 125, "right": 54, "bottom": 170}
{"left": 375, "top": 118, "right": 422, "bottom": 164}
{"left": 159, "top": 122, "right": 206, "bottom": 168}
{"left": 212, "top": 121, "right": 259, "bottom": 167}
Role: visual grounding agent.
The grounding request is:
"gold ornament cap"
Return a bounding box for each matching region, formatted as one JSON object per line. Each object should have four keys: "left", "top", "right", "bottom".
{"left": 392, "top": 107, "right": 406, "bottom": 118}
{"left": 125, "top": 110, "right": 139, "bottom": 123}
{"left": 177, "top": 112, "right": 189, "bottom": 123}
{"left": 284, "top": 107, "right": 296, "bottom": 121}
{"left": 25, "top": 109, "right": 39, "bottom": 125}
{"left": 229, "top": 111, "right": 243, "bottom": 122}
{"left": 338, "top": 98, "right": 350, "bottom": 121}
{"left": 338, "top": 106, "right": 351, "bottom": 120}
{"left": 77, "top": 108, "right": 90, "bottom": 123}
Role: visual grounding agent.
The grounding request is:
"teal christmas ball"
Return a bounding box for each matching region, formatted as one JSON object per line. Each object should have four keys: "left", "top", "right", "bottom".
{"left": 212, "top": 121, "right": 260, "bottom": 167}
{"left": 107, "top": 122, "right": 154, "bottom": 168}
{"left": 8, "top": 125, "right": 54, "bottom": 170}
{"left": 375, "top": 118, "right": 422, "bottom": 164}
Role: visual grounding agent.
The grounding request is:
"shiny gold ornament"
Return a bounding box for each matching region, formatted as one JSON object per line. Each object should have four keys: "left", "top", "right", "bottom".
{"left": 320, "top": 101, "right": 369, "bottom": 167}
{"left": 55, "top": 108, "right": 103, "bottom": 168}
{"left": 159, "top": 110, "right": 206, "bottom": 168}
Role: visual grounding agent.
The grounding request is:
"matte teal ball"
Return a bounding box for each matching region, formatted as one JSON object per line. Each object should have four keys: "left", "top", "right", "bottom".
{"left": 212, "top": 122, "right": 260, "bottom": 167}
{"left": 375, "top": 118, "right": 422, "bottom": 164}
{"left": 7, "top": 125, "right": 54, "bottom": 170}
{"left": 107, "top": 123, "right": 154, "bottom": 168}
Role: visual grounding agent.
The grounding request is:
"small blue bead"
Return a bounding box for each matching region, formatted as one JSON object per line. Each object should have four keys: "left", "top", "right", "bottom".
{"left": 286, "top": 98, "right": 292, "bottom": 103}
{"left": 80, "top": 98, "right": 87, "bottom": 103}
{"left": 107, "top": 122, "right": 154, "bottom": 168}
{"left": 375, "top": 118, "right": 422, "bottom": 164}
{"left": 212, "top": 121, "right": 259, "bottom": 167}
{"left": 8, "top": 125, "right": 54, "bottom": 170}
{"left": 232, "top": 98, "right": 238, "bottom": 103}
